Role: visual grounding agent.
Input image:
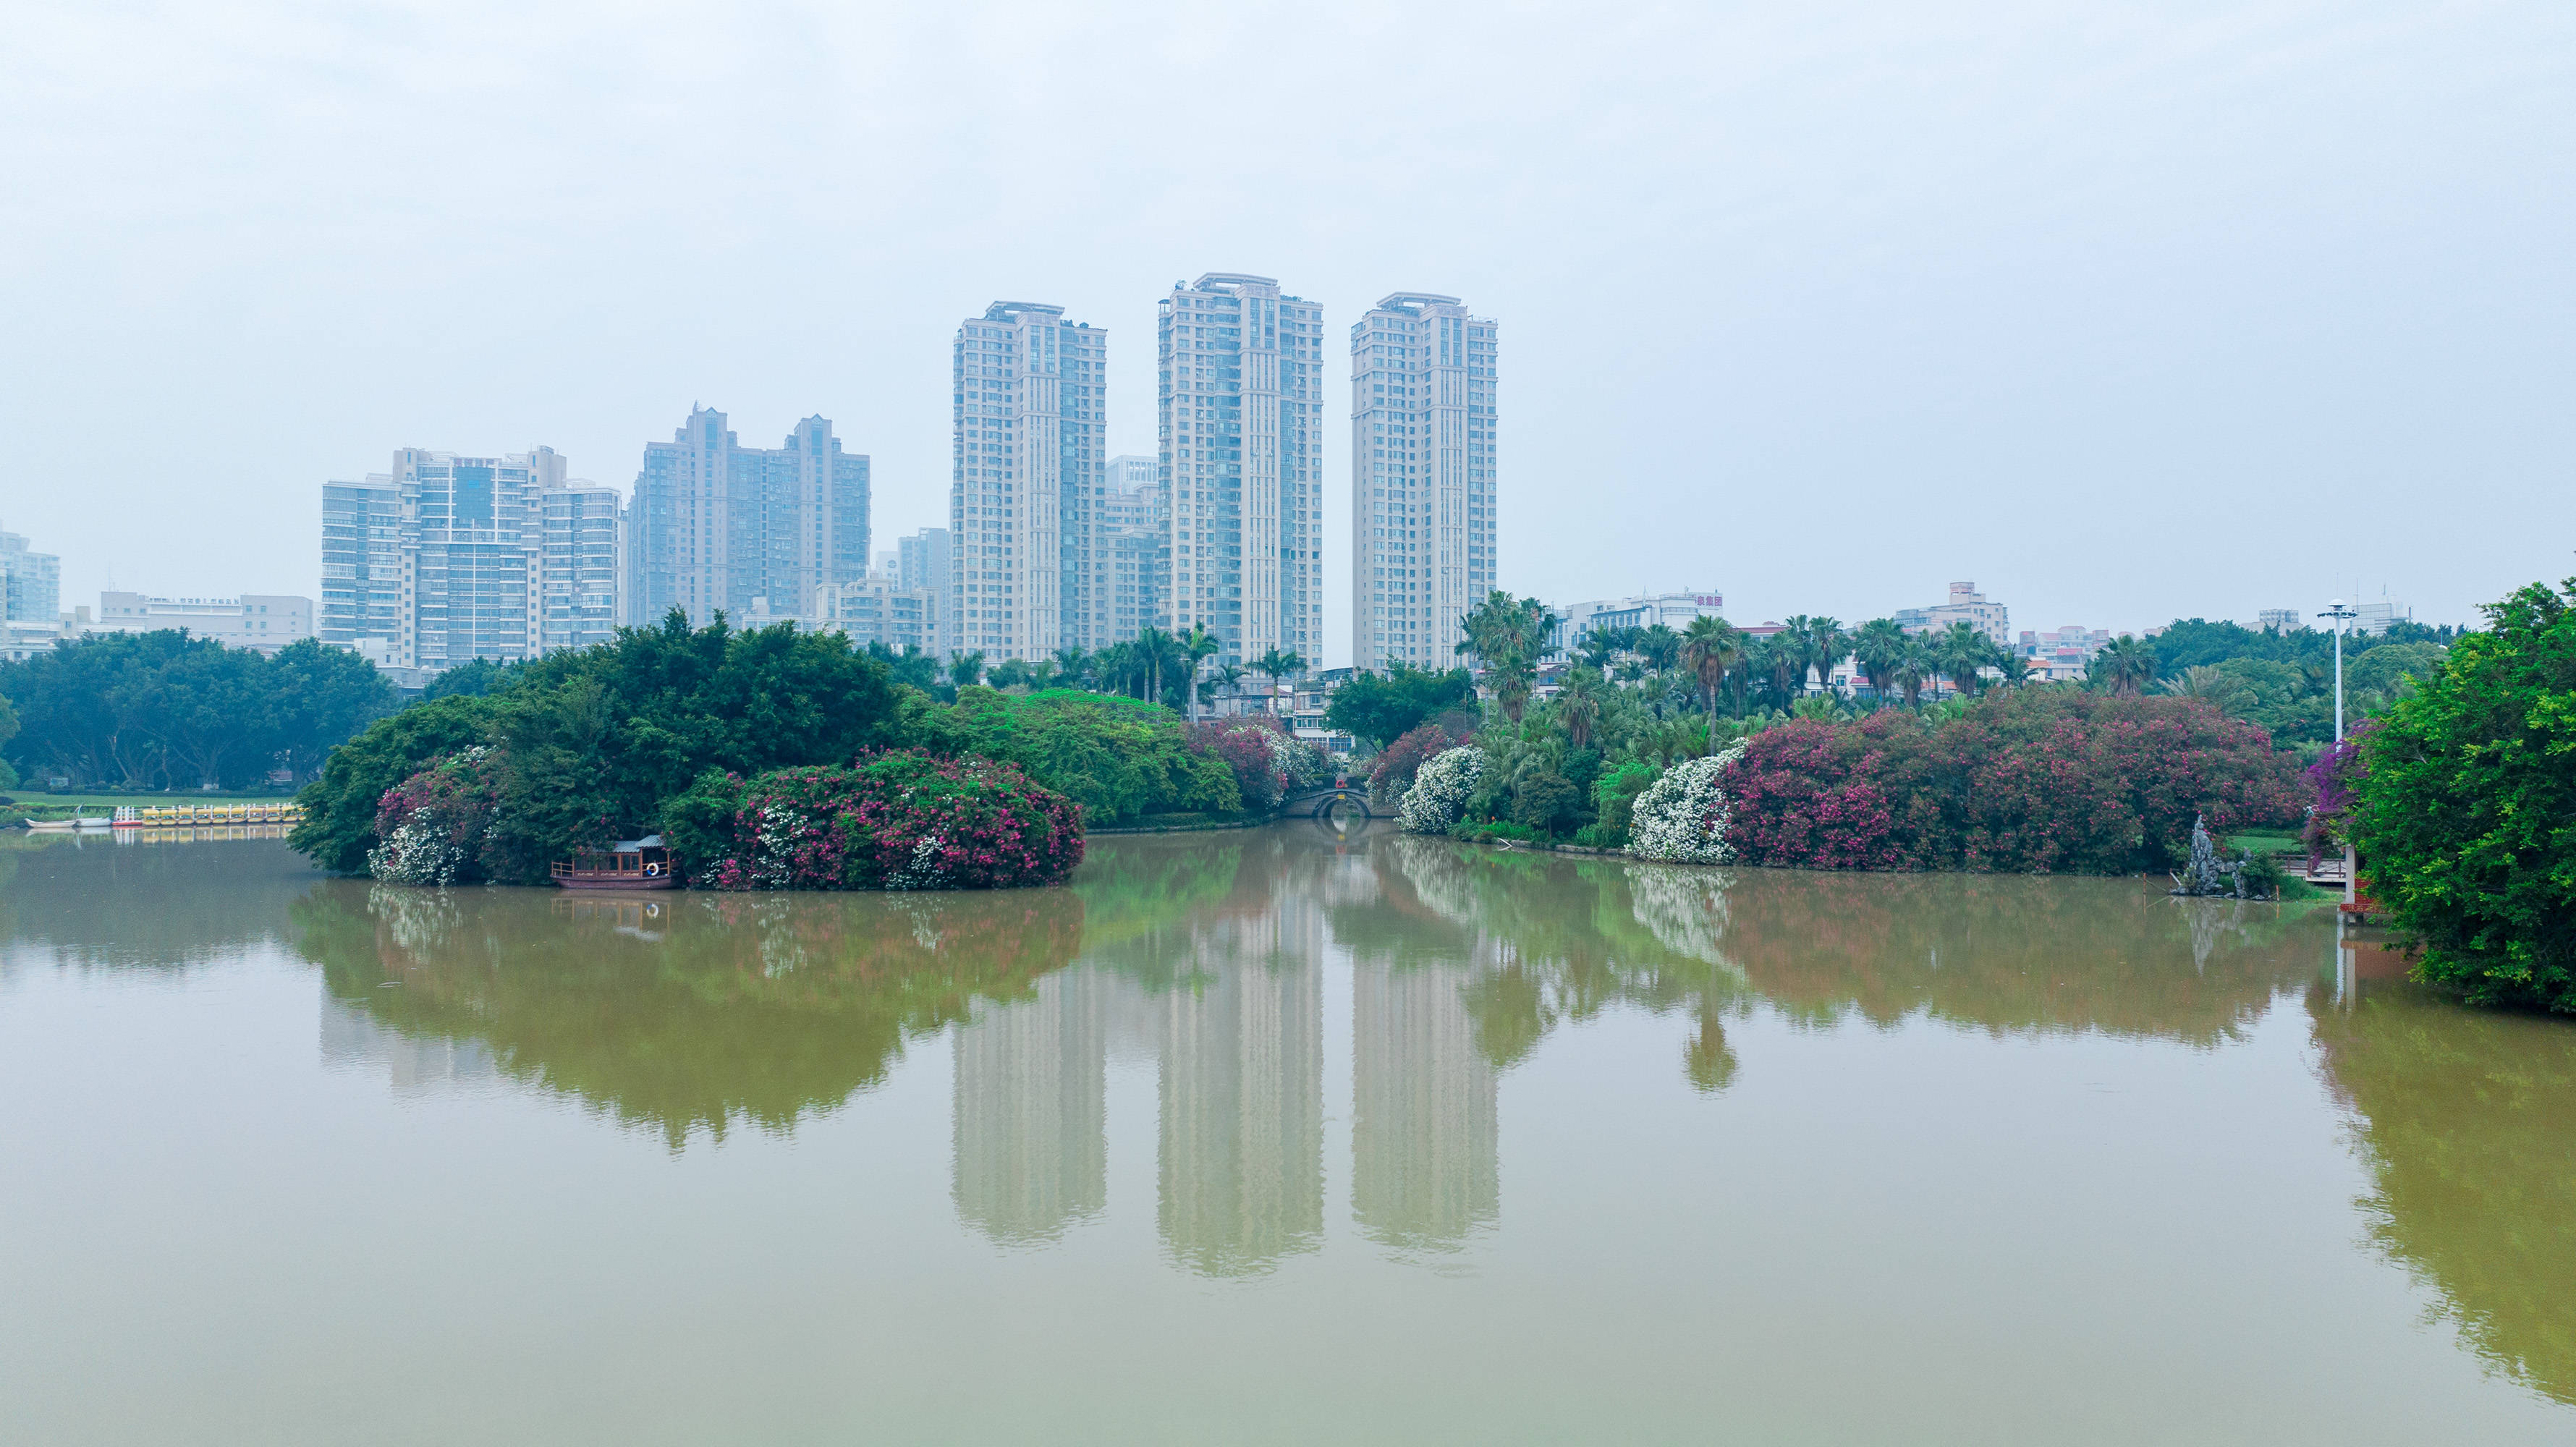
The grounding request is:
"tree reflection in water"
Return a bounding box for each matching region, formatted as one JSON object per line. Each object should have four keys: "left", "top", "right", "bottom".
{"left": 290, "top": 880, "right": 1085, "bottom": 1149}
{"left": 2313, "top": 976, "right": 2576, "bottom": 1406}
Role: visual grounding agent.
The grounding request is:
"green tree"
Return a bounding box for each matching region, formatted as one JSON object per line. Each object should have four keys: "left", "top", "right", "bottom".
{"left": 1679, "top": 615, "right": 1741, "bottom": 717}
{"left": 2349, "top": 580, "right": 2576, "bottom": 1011}
{"left": 1891, "top": 637, "right": 1932, "bottom": 708}
{"left": 1181, "top": 626, "right": 1221, "bottom": 721}
{"left": 1457, "top": 592, "right": 1557, "bottom": 724}
{"left": 1635, "top": 622, "right": 1682, "bottom": 676}
{"left": 1852, "top": 618, "right": 1907, "bottom": 699}
{"left": 1250, "top": 647, "right": 1305, "bottom": 716}
{"left": 1323, "top": 663, "right": 1474, "bottom": 747}
{"left": 948, "top": 650, "right": 987, "bottom": 689}
{"left": 2090, "top": 635, "right": 2158, "bottom": 697}
{"left": 268, "top": 638, "right": 397, "bottom": 781}
{"left": 1932, "top": 621, "right": 1994, "bottom": 698}
{"left": 1799, "top": 615, "right": 1849, "bottom": 697}
{"left": 423, "top": 657, "right": 519, "bottom": 700}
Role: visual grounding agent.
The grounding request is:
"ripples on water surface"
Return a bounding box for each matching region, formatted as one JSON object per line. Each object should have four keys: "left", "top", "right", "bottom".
{"left": 1, "top": 826, "right": 2570, "bottom": 1443}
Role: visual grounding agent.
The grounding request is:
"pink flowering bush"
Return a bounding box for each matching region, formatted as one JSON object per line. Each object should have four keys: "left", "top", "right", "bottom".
{"left": 1187, "top": 715, "right": 1329, "bottom": 813}
{"left": 368, "top": 746, "right": 512, "bottom": 885}
{"left": 1721, "top": 692, "right": 2307, "bottom": 874}
{"left": 660, "top": 750, "right": 1084, "bottom": 891}
{"left": 1368, "top": 722, "right": 1458, "bottom": 807}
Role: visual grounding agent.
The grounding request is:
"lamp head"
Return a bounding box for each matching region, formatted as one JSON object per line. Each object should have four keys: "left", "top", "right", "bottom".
{"left": 2329, "top": 598, "right": 2346, "bottom": 610}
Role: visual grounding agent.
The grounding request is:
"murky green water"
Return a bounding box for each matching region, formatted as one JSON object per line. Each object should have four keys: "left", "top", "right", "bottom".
{"left": 3, "top": 826, "right": 2571, "bottom": 1443}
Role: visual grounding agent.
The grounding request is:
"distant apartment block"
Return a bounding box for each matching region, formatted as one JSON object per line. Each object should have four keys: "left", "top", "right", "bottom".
{"left": 1161, "top": 273, "right": 1326, "bottom": 669}
{"left": 321, "top": 446, "right": 622, "bottom": 673}
{"left": 2256, "top": 608, "right": 2301, "bottom": 633}
{"left": 1550, "top": 589, "right": 1726, "bottom": 658}
{"left": 951, "top": 302, "right": 1108, "bottom": 662}
{"left": 1100, "top": 455, "right": 1166, "bottom": 645}
{"left": 626, "top": 408, "right": 868, "bottom": 628}
{"left": 814, "top": 577, "right": 939, "bottom": 656}
{"left": 92, "top": 593, "right": 313, "bottom": 653}
{"left": 1897, "top": 581, "right": 2012, "bottom": 648}
{"left": 1352, "top": 292, "right": 1496, "bottom": 671}
{"left": 2, "top": 522, "right": 63, "bottom": 626}
{"left": 2016, "top": 624, "right": 2114, "bottom": 682}
{"left": 2352, "top": 596, "right": 2412, "bottom": 637}
{"left": 894, "top": 527, "right": 954, "bottom": 653}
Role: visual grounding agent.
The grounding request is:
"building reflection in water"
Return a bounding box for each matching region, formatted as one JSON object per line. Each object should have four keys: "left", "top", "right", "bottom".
{"left": 318, "top": 994, "right": 496, "bottom": 1092}
{"left": 950, "top": 970, "right": 1109, "bottom": 1245}
{"left": 1352, "top": 959, "right": 1498, "bottom": 1254}
{"left": 1153, "top": 946, "right": 1325, "bottom": 1278}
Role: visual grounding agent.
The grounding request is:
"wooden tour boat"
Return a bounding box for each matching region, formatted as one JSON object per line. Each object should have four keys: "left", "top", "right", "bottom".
{"left": 551, "top": 835, "right": 679, "bottom": 890}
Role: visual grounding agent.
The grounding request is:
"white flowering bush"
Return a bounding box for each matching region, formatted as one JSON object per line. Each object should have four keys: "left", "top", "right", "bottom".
{"left": 1628, "top": 739, "right": 1749, "bottom": 864}
{"left": 1399, "top": 746, "right": 1485, "bottom": 835}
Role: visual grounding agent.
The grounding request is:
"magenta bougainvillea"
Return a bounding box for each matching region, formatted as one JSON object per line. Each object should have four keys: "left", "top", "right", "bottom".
{"left": 1187, "top": 715, "right": 1329, "bottom": 813}
{"left": 368, "top": 746, "right": 511, "bottom": 885}
{"left": 660, "top": 750, "right": 1084, "bottom": 891}
{"left": 1719, "top": 692, "right": 2308, "bottom": 874}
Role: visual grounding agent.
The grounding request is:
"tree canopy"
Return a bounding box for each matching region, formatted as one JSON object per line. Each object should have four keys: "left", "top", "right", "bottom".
{"left": 1323, "top": 662, "right": 1474, "bottom": 747}
{"left": 1, "top": 632, "right": 394, "bottom": 789}
{"left": 2350, "top": 580, "right": 2576, "bottom": 1011}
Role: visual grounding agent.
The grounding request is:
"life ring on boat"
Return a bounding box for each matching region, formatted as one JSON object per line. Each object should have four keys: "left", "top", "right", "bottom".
{"left": 644, "top": 862, "right": 664, "bottom": 877}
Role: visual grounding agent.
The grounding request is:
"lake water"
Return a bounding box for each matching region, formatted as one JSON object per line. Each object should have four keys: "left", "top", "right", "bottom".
{"left": 3, "top": 825, "right": 2572, "bottom": 1444}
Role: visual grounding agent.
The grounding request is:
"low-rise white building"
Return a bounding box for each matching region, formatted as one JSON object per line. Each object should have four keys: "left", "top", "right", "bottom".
{"left": 90, "top": 593, "right": 315, "bottom": 653}
{"left": 1895, "top": 581, "right": 2011, "bottom": 649}
{"left": 1549, "top": 589, "right": 1727, "bottom": 658}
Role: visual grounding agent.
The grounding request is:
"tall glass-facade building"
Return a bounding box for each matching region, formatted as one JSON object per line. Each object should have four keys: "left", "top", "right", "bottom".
{"left": 949, "top": 302, "right": 1108, "bottom": 661}
{"left": 1158, "top": 273, "right": 1326, "bottom": 669}
{"left": 625, "top": 409, "right": 869, "bottom": 628}
{"left": 320, "top": 446, "right": 622, "bottom": 672}
{"left": 1352, "top": 293, "right": 1498, "bottom": 670}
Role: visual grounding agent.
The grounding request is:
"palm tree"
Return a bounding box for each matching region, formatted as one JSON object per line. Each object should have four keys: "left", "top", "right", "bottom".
{"left": 1613, "top": 658, "right": 1646, "bottom": 689}
{"left": 1181, "top": 625, "right": 1221, "bottom": 721}
{"left": 1678, "top": 614, "right": 1742, "bottom": 717}
{"left": 1578, "top": 625, "right": 1624, "bottom": 676}
{"left": 1891, "top": 639, "right": 1931, "bottom": 708}
{"left": 1802, "top": 616, "right": 1849, "bottom": 697}
{"left": 1557, "top": 678, "right": 1602, "bottom": 751}
{"left": 1457, "top": 592, "right": 1556, "bottom": 723}
{"left": 1133, "top": 627, "right": 1185, "bottom": 708}
{"left": 1095, "top": 642, "right": 1138, "bottom": 697}
{"left": 1213, "top": 663, "right": 1246, "bottom": 712}
{"left": 1763, "top": 633, "right": 1802, "bottom": 708}
{"left": 1995, "top": 653, "right": 2036, "bottom": 689}
{"left": 1852, "top": 619, "right": 1907, "bottom": 700}
{"left": 2090, "top": 635, "right": 2159, "bottom": 696}
{"left": 947, "top": 650, "right": 986, "bottom": 689}
{"left": 1251, "top": 647, "right": 1305, "bottom": 716}
{"left": 1052, "top": 645, "right": 1090, "bottom": 689}
{"left": 1635, "top": 623, "right": 1682, "bottom": 676}
{"left": 1933, "top": 622, "right": 1992, "bottom": 698}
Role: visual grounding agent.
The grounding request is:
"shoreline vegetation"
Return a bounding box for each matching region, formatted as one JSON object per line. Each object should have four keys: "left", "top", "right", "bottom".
{"left": 8, "top": 582, "right": 2562, "bottom": 1014}
{"left": 283, "top": 610, "right": 1335, "bottom": 892}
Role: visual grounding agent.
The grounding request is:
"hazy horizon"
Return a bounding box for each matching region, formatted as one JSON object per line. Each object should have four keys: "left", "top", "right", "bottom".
{"left": 5, "top": 1, "right": 2568, "bottom": 664}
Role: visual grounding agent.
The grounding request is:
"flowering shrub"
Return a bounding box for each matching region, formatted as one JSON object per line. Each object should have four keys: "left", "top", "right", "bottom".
{"left": 1718, "top": 692, "right": 2306, "bottom": 873}
{"left": 1629, "top": 739, "right": 1750, "bottom": 864}
{"left": 2302, "top": 725, "right": 2370, "bottom": 867}
{"left": 367, "top": 747, "right": 507, "bottom": 885}
{"left": 660, "top": 750, "right": 1083, "bottom": 891}
{"left": 1399, "top": 746, "right": 1484, "bottom": 834}
{"left": 1368, "top": 722, "right": 1457, "bottom": 807}
{"left": 1187, "top": 715, "right": 1329, "bottom": 812}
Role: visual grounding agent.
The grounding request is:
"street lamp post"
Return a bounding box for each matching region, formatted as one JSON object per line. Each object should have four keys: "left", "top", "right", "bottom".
{"left": 2323, "top": 598, "right": 2357, "bottom": 741}
{"left": 2322, "top": 598, "right": 2360, "bottom": 909}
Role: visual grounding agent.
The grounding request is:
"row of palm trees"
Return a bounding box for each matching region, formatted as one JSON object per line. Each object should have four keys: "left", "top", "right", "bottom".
{"left": 1575, "top": 613, "right": 2039, "bottom": 712}
{"left": 937, "top": 628, "right": 1310, "bottom": 718}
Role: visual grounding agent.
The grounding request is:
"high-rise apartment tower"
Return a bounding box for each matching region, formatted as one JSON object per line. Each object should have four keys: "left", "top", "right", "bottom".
{"left": 950, "top": 302, "right": 1107, "bottom": 661}
{"left": 321, "top": 446, "right": 622, "bottom": 671}
{"left": 1352, "top": 294, "right": 1497, "bottom": 669}
{"left": 624, "top": 408, "right": 868, "bottom": 627}
{"left": 1158, "top": 273, "right": 1326, "bottom": 668}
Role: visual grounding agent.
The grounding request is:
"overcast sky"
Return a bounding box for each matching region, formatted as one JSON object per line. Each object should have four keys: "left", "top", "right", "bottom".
{"left": 4, "top": 1, "right": 2567, "bottom": 663}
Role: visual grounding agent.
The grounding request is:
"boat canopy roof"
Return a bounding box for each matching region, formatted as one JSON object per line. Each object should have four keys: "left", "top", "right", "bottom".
{"left": 609, "top": 835, "right": 665, "bottom": 853}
